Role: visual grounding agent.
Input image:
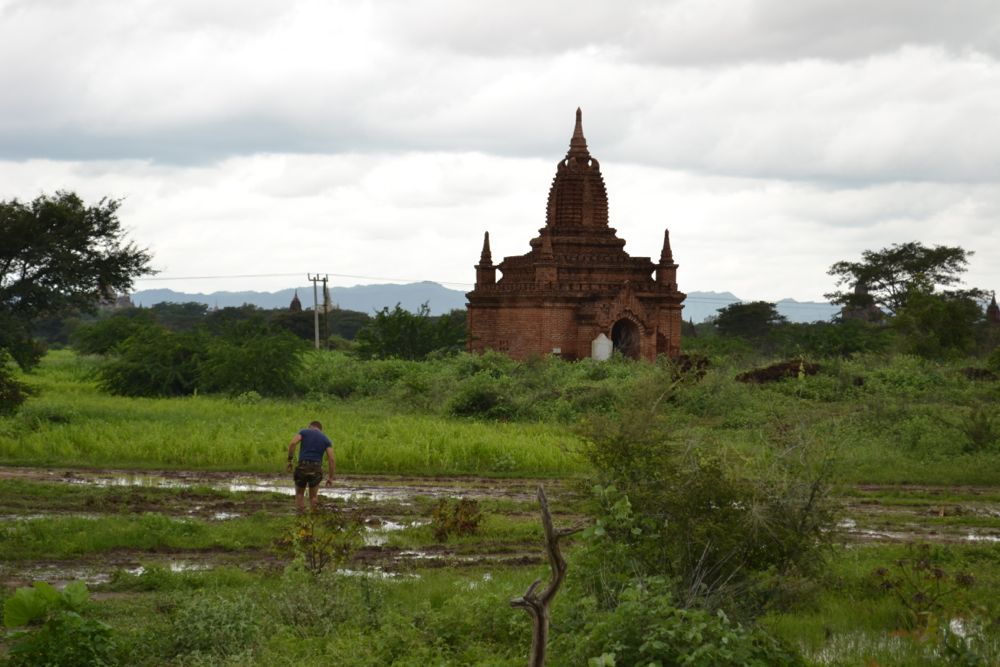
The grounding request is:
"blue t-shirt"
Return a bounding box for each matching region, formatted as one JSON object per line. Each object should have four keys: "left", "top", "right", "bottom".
{"left": 298, "top": 428, "right": 332, "bottom": 462}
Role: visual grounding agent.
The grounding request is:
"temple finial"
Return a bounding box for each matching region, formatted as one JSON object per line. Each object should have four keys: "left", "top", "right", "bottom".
{"left": 659, "top": 228, "right": 674, "bottom": 265}
{"left": 480, "top": 231, "right": 493, "bottom": 265}
{"left": 568, "top": 107, "right": 588, "bottom": 156}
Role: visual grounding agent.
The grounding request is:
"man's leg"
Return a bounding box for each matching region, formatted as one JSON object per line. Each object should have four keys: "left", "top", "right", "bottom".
{"left": 295, "top": 486, "right": 306, "bottom": 512}
{"left": 309, "top": 484, "right": 320, "bottom": 512}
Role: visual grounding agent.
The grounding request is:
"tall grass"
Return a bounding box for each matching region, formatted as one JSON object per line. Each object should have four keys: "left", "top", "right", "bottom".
{"left": 0, "top": 350, "right": 585, "bottom": 475}
{"left": 3, "top": 347, "right": 1000, "bottom": 484}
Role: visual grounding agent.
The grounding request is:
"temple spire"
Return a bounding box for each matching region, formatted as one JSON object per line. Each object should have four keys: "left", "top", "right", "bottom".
{"left": 479, "top": 231, "right": 493, "bottom": 265}
{"left": 987, "top": 291, "right": 1000, "bottom": 324}
{"left": 659, "top": 229, "right": 674, "bottom": 265}
{"left": 568, "top": 107, "right": 589, "bottom": 158}
{"left": 475, "top": 231, "right": 496, "bottom": 286}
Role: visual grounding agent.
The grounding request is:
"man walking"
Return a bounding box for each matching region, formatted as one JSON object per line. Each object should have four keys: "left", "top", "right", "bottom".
{"left": 286, "top": 420, "right": 335, "bottom": 512}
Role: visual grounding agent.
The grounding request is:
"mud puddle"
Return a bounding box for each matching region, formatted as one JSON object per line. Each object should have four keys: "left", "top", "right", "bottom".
{"left": 0, "top": 466, "right": 562, "bottom": 505}
{"left": 0, "top": 541, "right": 541, "bottom": 589}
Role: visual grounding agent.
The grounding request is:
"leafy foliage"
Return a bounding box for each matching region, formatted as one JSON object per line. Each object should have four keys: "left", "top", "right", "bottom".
{"left": 872, "top": 543, "right": 976, "bottom": 631}
{"left": 0, "top": 191, "right": 152, "bottom": 373}
{"left": 354, "top": 303, "right": 466, "bottom": 360}
{"left": 430, "top": 498, "right": 483, "bottom": 541}
{"left": 198, "top": 319, "right": 305, "bottom": 396}
{"left": 3, "top": 581, "right": 117, "bottom": 667}
{"left": 826, "top": 241, "right": 975, "bottom": 315}
{"left": 892, "top": 288, "right": 984, "bottom": 359}
{"left": 575, "top": 401, "right": 837, "bottom": 613}
{"left": 71, "top": 310, "right": 157, "bottom": 355}
{"left": 559, "top": 580, "right": 805, "bottom": 666}
{"left": 714, "top": 301, "right": 788, "bottom": 340}
{"left": 95, "top": 319, "right": 304, "bottom": 397}
{"left": 97, "top": 325, "right": 204, "bottom": 397}
{"left": 0, "top": 352, "right": 31, "bottom": 417}
{"left": 274, "top": 511, "right": 363, "bottom": 575}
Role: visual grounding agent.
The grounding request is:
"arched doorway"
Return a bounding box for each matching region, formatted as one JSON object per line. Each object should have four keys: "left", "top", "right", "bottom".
{"left": 611, "top": 319, "right": 640, "bottom": 359}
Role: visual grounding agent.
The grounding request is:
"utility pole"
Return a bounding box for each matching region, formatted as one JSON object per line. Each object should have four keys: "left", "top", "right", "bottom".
{"left": 321, "top": 275, "right": 330, "bottom": 347}
{"left": 307, "top": 274, "right": 324, "bottom": 349}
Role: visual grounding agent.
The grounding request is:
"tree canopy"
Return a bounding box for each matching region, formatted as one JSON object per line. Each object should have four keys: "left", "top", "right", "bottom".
{"left": 1, "top": 191, "right": 153, "bottom": 368}
{"left": 713, "top": 301, "right": 787, "bottom": 340}
{"left": 825, "top": 242, "right": 974, "bottom": 316}
{"left": 354, "top": 304, "right": 466, "bottom": 360}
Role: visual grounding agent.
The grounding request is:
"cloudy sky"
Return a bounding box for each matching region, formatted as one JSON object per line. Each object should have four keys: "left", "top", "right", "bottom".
{"left": 2, "top": 0, "right": 998, "bottom": 307}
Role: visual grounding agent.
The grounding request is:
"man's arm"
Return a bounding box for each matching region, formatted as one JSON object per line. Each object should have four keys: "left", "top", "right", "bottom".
{"left": 286, "top": 434, "right": 302, "bottom": 471}
{"left": 325, "top": 444, "right": 336, "bottom": 485}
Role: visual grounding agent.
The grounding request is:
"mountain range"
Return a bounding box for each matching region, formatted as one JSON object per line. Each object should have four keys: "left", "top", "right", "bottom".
{"left": 130, "top": 282, "right": 841, "bottom": 323}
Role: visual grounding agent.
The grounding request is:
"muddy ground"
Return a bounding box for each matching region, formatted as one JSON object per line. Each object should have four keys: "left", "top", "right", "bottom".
{"left": 2, "top": 466, "right": 998, "bottom": 588}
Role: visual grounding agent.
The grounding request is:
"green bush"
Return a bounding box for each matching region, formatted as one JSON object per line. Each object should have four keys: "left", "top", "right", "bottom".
{"left": 354, "top": 303, "right": 465, "bottom": 360}
{"left": 3, "top": 581, "right": 117, "bottom": 667}
{"left": 198, "top": 321, "right": 304, "bottom": 396}
{"left": 273, "top": 511, "right": 363, "bottom": 575}
{"left": 430, "top": 498, "right": 483, "bottom": 541}
{"left": 97, "top": 325, "right": 204, "bottom": 396}
{"left": 576, "top": 402, "right": 837, "bottom": 612}
{"left": 447, "top": 372, "right": 516, "bottom": 419}
{"left": 0, "top": 352, "right": 30, "bottom": 417}
{"left": 71, "top": 311, "right": 156, "bottom": 355}
{"left": 557, "top": 581, "right": 805, "bottom": 666}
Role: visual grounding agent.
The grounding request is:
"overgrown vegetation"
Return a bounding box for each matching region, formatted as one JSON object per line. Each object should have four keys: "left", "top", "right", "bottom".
{"left": 3, "top": 581, "right": 115, "bottom": 667}
{"left": 4, "top": 240, "right": 1000, "bottom": 664}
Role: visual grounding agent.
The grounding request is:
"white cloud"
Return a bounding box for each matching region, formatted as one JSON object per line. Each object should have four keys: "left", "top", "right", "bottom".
{"left": 1, "top": 0, "right": 999, "bottom": 303}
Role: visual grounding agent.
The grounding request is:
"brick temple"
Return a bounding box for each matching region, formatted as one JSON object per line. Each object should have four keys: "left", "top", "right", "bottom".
{"left": 466, "top": 109, "right": 685, "bottom": 361}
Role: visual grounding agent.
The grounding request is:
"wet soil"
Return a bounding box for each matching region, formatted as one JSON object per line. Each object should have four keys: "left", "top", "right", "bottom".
{"left": 2, "top": 466, "right": 998, "bottom": 587}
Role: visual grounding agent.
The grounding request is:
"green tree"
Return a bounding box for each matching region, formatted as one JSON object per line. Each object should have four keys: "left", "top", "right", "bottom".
{"left": 97, "top": 326, "right": 205, "bottom": 397}
{"left": 71, "top": 310, "right": 157, "bottom": 355}
{"left": 354, "top": 303, "right": 466, "bottom": 360}
{"left": 826, "top": 242, "right": 975, "bottom": 316}
{"left": 714, "top": 301, "right": 787, "bottom": 340}
{"left": 892, "top": 288, "right": 984, "bottom": 359}
{"left": 198, "top": 320, "right": 305, "bottom": 396}
{"left": 147, "top": 301, "right": 209, "bottom": 331}
{"left": 328, "top": 308, "right": 373, "bottom": 340}
{"left": 0, "top": 191, "right": 152, "bottom": 369}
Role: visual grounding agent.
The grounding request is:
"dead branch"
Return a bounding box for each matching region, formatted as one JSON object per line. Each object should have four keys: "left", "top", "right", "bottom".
{"left": 510, "top": 485, "right": 573, "bottom": 667}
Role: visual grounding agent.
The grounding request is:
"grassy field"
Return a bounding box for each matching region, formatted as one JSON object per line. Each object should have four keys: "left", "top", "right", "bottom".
{"left": 2, "top": 348, "right": 1000, "bottom": 665}
{"left": 0, "top": 351, "right": 584, "bottom": 476}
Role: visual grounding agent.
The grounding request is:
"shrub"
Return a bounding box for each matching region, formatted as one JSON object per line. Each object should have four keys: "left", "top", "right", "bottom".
{"left": 447, "top": 372, "right": 516, "bottom": 419}
{"left": 430, "top": 498, "right": 483, "bottom": 541}
{"left": 354, "top": 303, "right": 465, "bottom": 360}
{"left": 871, "top": 543, "right": 976, "bottom": 630}
{"left": 97, "top": 326, "right": 204, "bottom": 396}
{"left": 71, "top": 311, "right": 156, "bottom": 355}
{"left": 0, "top": 352, "right": 30, "bottom": 416}
{"left": 576, "top": 402, "right": 837, "bottom": 613}
{"left": 952, "top": 404, "right": 1000, "bottom": 454}
{"left": 273, "top": 511, "right": 363, "bottom": 575}
{"left": 198, "top": 321, "right": 304, "bottom": 396}
{"left": 558, "top": 580, "right": 805, "bottom": 666}
{"left": 3, "top": 581, "right": 117, "bottom": 667}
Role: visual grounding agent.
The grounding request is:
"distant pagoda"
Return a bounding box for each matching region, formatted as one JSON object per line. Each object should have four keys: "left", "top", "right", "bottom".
{"left": 466, "top": 109, "right": 685, "bottom": 360}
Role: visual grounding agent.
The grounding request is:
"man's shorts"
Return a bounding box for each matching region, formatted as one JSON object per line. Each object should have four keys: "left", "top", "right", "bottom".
{"left": 293, "top": 461, "right": 324, "bottom": 489}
